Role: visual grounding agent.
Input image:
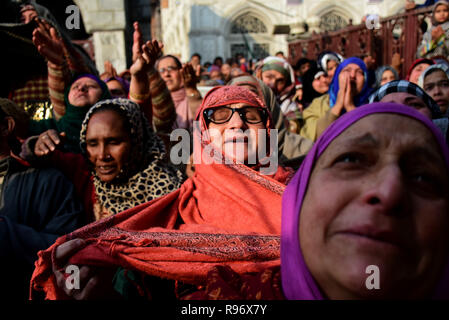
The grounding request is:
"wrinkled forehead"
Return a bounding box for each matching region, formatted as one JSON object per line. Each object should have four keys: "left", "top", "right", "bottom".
{"left": 321, "top": 113, "right": 441, "bottom": 160}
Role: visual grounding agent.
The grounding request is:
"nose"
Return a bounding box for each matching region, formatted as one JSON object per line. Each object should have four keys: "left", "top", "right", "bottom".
{"left": 227, "top": 110, "right": 247, "bottom": 130}
{"left": 432, "top": 85, "right": 442, "bottom": 97}
{"left": 98, "top": 144, "right": 112, "bottom": 161}
{"left": 349, "top": 69, "right": 357, "bottom": 79}
{"left": 360, "top": 164, "right": 409, "bottom": 216}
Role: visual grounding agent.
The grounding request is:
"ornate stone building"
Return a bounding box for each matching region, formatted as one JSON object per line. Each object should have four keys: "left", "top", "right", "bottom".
{"left": 55, "top": 0, "right": 426, "bottom": 70}
{"left": 160, "top": 0, "right": 408, "bottom": 63}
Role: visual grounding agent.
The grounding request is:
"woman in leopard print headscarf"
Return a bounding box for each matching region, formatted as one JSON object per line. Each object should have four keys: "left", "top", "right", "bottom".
{"left": 78, "top": 98, "right": 185, "bottom": 219}
{"left": 22, "top": 98, "right": 184, "bottom": 222}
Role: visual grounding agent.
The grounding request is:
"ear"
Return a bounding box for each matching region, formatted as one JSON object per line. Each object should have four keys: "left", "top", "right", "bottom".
{"left": 0, "top": 117, "right": 15, "bottom": 137}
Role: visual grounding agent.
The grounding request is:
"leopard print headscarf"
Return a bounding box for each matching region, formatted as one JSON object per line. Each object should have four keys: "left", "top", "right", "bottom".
{"left": 80, "top": 98, "right": 184, "bottom": 218}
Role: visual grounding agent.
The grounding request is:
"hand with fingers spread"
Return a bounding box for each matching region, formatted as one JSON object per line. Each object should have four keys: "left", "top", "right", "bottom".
{"left": 34, "top": 130, "right": 65, "bottom": 156}
{"left": 32, "top": 18, "right": 65, "bottom": 66}
{"left": 130, "top": 22, "right": 164, "bottom": 78}
{"left": 53, "top": 239, "right": 120, "bottom": 300}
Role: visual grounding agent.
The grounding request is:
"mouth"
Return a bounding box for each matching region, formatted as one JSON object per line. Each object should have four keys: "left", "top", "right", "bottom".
{"left": 436, "top": 99, "right": 448, "bottom": 107}
{"left": 97, "top": 165, "right": 117, "bottom": 175}
{"left": 336, "top": 226, "right": 404, "bottom": 248}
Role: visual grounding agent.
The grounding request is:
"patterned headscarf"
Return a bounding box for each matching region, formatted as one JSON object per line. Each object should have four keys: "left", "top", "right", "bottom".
{"left": 227, "top": 75, "right": 278, "bottom": 113}
{"left": 196, "top": 85, "right": 273, "bottom": 133}
{"left": 260, "top": 56, "right": 296, "bottom": 87}
{"left": 328, "top": 57, "right": 373, "bottom": 108}
{"left": 418, "top": 63, "right": 449, "bottom": 88}
{"left": 80, "top": 98, "right": 184, "bottom": 215}
{"left": 281, "top": 102, "right": 449, "bottom": 299}
{"left": 195, "top": 86, "right": 275, "bottom": 171}
{"left": 369, "top": 80, "right": 442, "bottom": 118}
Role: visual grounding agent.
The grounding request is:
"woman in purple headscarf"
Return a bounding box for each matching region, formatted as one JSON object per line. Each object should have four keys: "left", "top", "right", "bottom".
{"left": 183, "top": 102, "right": 449, "bottom": 300}
{"left": 300, "top": 57, "right": 373, "bottom": 142}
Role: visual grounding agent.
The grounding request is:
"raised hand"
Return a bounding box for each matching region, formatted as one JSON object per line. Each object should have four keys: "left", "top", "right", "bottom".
{"left": 102, "top": 61, "right": 118, "bottom": 80}
{"left": 132, "top": 22, "right": 143, "bottom": 64}
{"left": 34, "top": 129, "right": 65, "bottom": 156}
{"left": 130, "top": 23, "right": 164, "bottom": 77}
{"left": 32, "top": 18, "right": 65, "bottom": 65}
{"left": 181, "top": 63, "right": 199, "bottom": 89}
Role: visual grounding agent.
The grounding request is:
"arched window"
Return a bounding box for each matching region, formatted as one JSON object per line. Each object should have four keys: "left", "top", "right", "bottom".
{"left": 231, "top": 14, "right": 268, "bottom": 33}
{"left": 319, "top": 12, "right": 348, "bottom": 32}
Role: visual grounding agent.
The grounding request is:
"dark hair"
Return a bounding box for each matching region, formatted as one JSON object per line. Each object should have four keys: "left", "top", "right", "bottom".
{"left": 191, "top": 53, "right": 201, "bottom": 60}
{"left": 157, "top": 55, "right": 182, "bottom": 69}
{"left": 295, "top": 58, "right": 312, "bottom": 70}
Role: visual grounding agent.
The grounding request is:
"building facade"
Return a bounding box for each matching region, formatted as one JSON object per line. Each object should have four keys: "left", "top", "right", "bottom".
{"left": 160, "top": 0, "right": 408, "bottom": 63}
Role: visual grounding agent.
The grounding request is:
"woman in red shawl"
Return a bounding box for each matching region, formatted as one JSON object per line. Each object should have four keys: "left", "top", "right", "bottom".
{"left": 30, "top": 86, "right": 293, "bottom": 300}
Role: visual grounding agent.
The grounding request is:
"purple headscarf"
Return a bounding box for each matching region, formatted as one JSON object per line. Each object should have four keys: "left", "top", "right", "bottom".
{"left": 104, "top": 76, "right": 130, "bottom": 96}
{"left": 281, "top": 102, "right": 449, "bottom": 300}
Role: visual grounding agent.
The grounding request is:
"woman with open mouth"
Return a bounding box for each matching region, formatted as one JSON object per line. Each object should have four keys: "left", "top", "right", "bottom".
{"left": 30, "top": 86, "right": 294, "bottom": 300}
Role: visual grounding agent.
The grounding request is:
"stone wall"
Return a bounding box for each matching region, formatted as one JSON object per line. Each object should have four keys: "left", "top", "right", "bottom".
{"left": 74, "top": 0, "right": 127, "bottom": 73}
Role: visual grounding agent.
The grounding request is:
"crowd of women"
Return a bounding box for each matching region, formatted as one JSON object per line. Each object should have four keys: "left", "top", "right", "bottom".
{"left": 2, "top": 0, "right": 449, "bottom": 301}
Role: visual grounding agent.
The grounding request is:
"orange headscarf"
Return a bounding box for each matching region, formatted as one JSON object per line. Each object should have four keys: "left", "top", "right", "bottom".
{"left": 30, "top": 86, "right": 293, "bottom": 299}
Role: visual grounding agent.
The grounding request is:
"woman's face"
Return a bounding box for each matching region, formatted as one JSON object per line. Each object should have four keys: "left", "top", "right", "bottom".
{"left": 208, "top": 102, "right": 266, "bottom": 165}
{"left": 68, "top": 77, "right": 103, "bottom": 107}
{"left": 106, "top": 80, "right": 127, "bottom": 98}
{"left": 434, "top": 4, "right": 449, "bottom": 24}
{"left": 299, "top": 114, "right": 449, "bottom": 299}
{"left": 312, "top": 74, "right": 330, "bottom": 94}
{"left": 380, "top": 92, "right": 432, "bottom": 119}
{"left": 326, "top": 60, "right": 339, "bottom": 80}
{"left": 262, "top": 69, "right": 287, "bottom": 95}
{"left": 339, "top": 63, "right": 365, "bottom": 95}
{"left": 409, "top": 63, "right": 431, "bottom": 85}
{"left": 423, "top": 69, "right": 449, "bottom": 115}
{"left": 380, "top": 69, "right": 396, "bottom": 87}
{"left": 86, "top": 110, "right": 132, "bottom": 183}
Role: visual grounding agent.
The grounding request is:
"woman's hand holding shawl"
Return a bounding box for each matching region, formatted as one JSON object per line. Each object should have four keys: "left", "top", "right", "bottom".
{"left": 53, "top": 239, "right": 120, "bottom": 300}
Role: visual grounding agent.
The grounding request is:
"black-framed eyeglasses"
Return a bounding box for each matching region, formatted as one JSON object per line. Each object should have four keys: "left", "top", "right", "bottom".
{"left": 203, "top": 106, "right": 268, "bottom": 125}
